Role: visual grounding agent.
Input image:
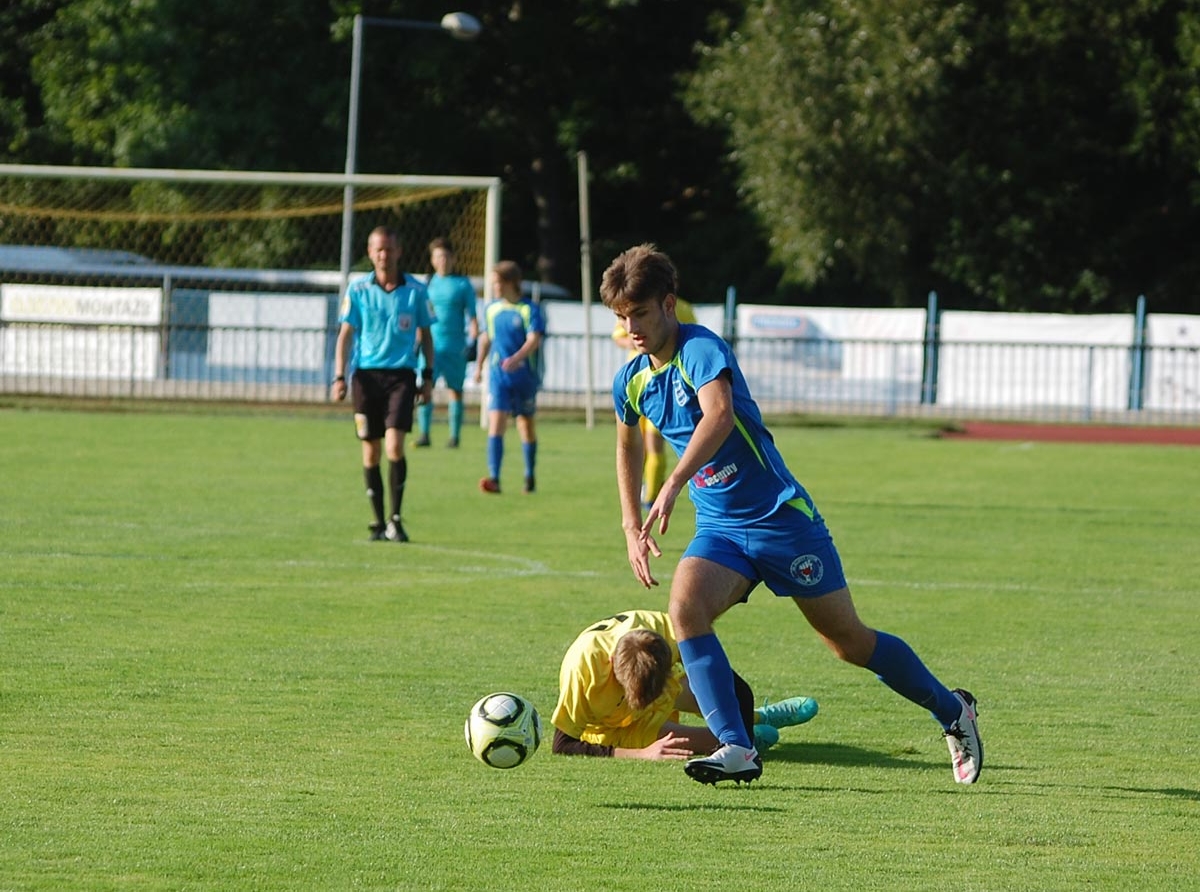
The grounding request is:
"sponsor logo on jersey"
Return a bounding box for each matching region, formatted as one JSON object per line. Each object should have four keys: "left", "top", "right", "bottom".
{"left": 693, "top": 462, "right": 738, "bottom": 488}
{"left": 790, "top": 554, "right": 824, "bottom": 586}
{"left": 673, "top": 377, "right": 688, "bottom": 406}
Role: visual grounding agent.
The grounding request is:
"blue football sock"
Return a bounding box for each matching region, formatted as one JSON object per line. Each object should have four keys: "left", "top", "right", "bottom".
{"left": 487, "top": 435, "right": 503, "bottom": 482}
{"left": 865, "top": 630, "right": 961, "bottom": 728}
{"left": 417, "top": 403, "right": 433, "bottom": 437}
{"left": 522, "top": 440, "right": 537, "bottom": 478}
{"left": 448, "top": 400, "right": 464, "bottom": 440}
{"left": 677, "top": 633, "right": 754, "bottom": 748}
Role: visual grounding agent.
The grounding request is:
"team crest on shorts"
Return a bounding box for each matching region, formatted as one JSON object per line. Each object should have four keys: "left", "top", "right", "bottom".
{"left": 790, "top": 554, "right": 824, "bottom": 587}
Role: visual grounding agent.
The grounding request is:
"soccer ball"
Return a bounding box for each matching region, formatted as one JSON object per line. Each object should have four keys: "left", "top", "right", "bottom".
{"left": 465, "top": 692, "right": 542, "bottom": 769}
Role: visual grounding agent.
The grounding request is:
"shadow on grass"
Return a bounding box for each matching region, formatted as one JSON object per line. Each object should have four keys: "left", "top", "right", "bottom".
{"left": 1104, "top": 786, "right": 1200, "bottom": 801}
{"left": 765, "top": 740, "right": 942, "bottom": 772}
{"left": 600, "top": 800, "right": 786, "bottom": 814}
{"left": 993, "top": 782, "right": 1200, "bottom": 802}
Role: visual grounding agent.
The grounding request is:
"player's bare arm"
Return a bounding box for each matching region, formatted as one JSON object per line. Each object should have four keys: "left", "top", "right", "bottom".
{"left": 641, "top": 372, "right": 735, "bottom": 539}
{"left": 617, "top": 419, "right": 659, "bottom": 587}
{"left": 473, "top": 331, "right": 491, "bottom": 383}
{"left": 614, "top": 730, "right": 693, "bottom": 761}
{"left": 418, "top": 325, "right": 435, "bottom": 402}
{"left": 330, "top": 322, "right": 355, "bottom": 401}
{"left": 501, "top": 331, "right": 543, "bottom": 373}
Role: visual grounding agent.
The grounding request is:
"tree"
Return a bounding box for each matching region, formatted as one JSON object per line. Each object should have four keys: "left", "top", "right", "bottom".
{"left": 31, "top": 0, "right": 345, "bottom": 170}
{"left": 3, "top": 0, "right": 777, "bottom": 299}
{"left": 0, "top": 0, "right": 73, "bottom": 163}
{"left": 689, "top": 0, "right": 1200, "bottom": 312}
{"left": 387, "top": 0, "right": 770, "bottom": 298}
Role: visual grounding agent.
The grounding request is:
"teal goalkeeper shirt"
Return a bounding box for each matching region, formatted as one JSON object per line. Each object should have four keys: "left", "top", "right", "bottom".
{"left": 338, "top": 272, "right": 433, "bottom": 370}
{"left": 425, "top": 274, "right": 477, "bottom": 353}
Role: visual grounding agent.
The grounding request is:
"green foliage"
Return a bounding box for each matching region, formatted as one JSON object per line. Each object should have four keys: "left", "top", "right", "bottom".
{"left": 689, "top": 0, "right": 969, "bottom": 306}
{"left": 6, "top": 1, "right": 1200, "bottom": 309}
{"left": 0, "top": 0, "right": 71, "bottom": 161}
{"left": 1, "top": 407, "right": 1198, "bottom": 889}
{"left": 3, "top": 0, "right": 768, "bottom": 301}
{"left": 445, "top": 0, "right": 764, "bottom": 296}
{"left": 30, "top": 0, "right": 345, "bottom": 170}
{"left": 690, "top": 0, "right": 1200, "bottom": 312}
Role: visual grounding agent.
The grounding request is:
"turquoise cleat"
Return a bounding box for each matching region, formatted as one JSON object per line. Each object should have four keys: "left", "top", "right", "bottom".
{"left": 752, "top": 723, "right": 780, "bottom": 752}
{"left": 755, "top": 696, "right": 819, "bottom": 730}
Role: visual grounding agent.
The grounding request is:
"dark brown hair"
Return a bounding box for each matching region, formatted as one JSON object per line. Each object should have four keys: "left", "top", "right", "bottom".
{"left": 599, "top": 243, "right": 678, "bottom": 311}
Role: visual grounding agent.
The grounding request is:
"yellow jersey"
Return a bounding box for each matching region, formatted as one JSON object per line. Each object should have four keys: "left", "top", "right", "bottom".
{"left": 551, "top": 610, "right": 685, "bottom": 749}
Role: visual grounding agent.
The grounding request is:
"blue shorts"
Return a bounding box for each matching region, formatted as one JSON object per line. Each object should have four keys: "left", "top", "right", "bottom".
{"left": 487, "top": 369, "right": 538, "bottom": 417}
{"left": 683, "top": 501, "right": 848, "bottom": 598}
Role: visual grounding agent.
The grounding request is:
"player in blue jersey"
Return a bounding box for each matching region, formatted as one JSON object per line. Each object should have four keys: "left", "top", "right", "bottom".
{"left": 598, "top": 244, "right": 981, "bottom": 787}
{"left": 473, "top": 261, "right": 545, "bottom": 494}
{"left": 415, "top": 237, "right": 479, "bottom": 449}
{"left": 331, "top": 226, "right": 435, "bottom": 543}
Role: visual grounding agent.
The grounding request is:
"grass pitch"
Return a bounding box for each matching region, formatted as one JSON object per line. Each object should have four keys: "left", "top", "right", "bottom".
{"left": 1, "top": 406, "right": 1197, "bottom": 890}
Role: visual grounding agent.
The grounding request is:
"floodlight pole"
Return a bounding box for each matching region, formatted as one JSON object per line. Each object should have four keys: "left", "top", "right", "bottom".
{"left": 338, "top": 12, "right": 482, "bottom": 298}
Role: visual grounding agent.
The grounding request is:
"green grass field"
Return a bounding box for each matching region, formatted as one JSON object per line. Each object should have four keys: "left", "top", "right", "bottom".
{"left": 2, "top": 405, "right": 1198, "bottom": 890}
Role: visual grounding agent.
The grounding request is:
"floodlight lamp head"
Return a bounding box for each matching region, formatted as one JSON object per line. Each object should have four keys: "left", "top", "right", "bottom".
{"left": 441, "top": 12, "right": 482, "bottom": 40}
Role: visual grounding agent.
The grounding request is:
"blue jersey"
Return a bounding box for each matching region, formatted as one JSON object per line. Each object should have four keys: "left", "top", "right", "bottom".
{"left": 483, "top": 297, "right": 545, "bottom": 381}
{"left": 612, "top": 323, "right": 817, "bottom": 525}
{"left": 425, "top": 273, "right": 476, "bottom": 352}
{"left": 338, "top": 272, "right": 433, "bottom": 370}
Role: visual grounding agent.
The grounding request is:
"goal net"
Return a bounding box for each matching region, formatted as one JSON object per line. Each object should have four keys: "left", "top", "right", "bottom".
{"left": 0, "top": 164, "right": 500, "bottom": 400}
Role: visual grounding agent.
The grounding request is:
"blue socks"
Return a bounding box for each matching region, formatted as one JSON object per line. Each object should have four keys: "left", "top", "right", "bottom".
{"left": 866, "top": 631, "right": 961, "bottom": 728}
{"left": 677, "top": 629, "right": 957, "bottom": 744}
{"left": 485, "top": 434, "right": 536, "bottom": 487}
{"left": 522, "top": 440, "right": 537, "bottom": 479}
{"left": 487, "top": 435, "right": 503, "bottom": 481}
{"left": 677, "top": 633, "right": 753, "bottom": 749}
{"left": 448, "top": 400, "right": 464, "bottom": 441}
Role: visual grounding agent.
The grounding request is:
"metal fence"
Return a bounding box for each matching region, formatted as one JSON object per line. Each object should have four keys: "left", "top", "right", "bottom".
{"left": 3, "top": 321, "right": 1198, "bottom": 426}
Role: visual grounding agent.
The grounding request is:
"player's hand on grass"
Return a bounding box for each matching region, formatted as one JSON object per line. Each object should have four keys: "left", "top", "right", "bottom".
{"left": 637, "top": 731, "right": 692, "bottom": 761}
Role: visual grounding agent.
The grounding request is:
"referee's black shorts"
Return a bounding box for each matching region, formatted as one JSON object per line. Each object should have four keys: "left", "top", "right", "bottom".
{"left": 351, "top": 367, "right": 418, "bottom": 441}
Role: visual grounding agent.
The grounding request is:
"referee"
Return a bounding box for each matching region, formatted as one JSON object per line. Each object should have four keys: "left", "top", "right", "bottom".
{"left": 331, "top": 226, "right": 435, "bottom": 542}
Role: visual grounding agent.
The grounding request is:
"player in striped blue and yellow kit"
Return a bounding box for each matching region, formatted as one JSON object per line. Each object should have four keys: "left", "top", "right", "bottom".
{"left": 598, "top": 244, "right": 982, "bottom": 786}
{"left": 612, "top": 297, "right": 697, "bottom": 509}
{"left": 551, "top": 610, "right": 817, "bottom": 759}
{"left": 474, "top": 261, "right": 544, "bottom": 494}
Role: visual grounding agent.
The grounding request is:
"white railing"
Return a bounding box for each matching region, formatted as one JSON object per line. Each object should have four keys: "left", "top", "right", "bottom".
{"left": 3, "top": 323, "right": 1198, "bottom": 426}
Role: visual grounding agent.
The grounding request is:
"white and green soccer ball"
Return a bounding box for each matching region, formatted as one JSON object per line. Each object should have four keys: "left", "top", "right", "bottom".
{"left": 465, "top": 692, "right": 542, "bottom": 769}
